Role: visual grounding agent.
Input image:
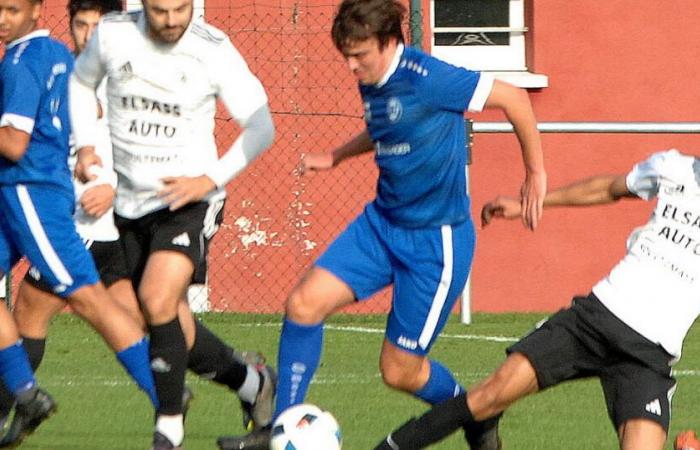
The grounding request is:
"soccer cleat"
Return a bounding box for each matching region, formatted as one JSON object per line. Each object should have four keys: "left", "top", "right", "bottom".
{"left": 240, "top": 364, "right": 277, "bottom": 431}
{"left": 151, "top": 431, "right": 183, "bottom": 450}
{"left": 463, "top": 414, "right": 502, "bottom": 450}
{"left": 0, "top": 388, "right": 56, "bottom": 448}
{"left": 675, "top": 430, "right": 700, "bottom": 450}
{"left": 217, "top": 425, "right": 271, "bottom": 450}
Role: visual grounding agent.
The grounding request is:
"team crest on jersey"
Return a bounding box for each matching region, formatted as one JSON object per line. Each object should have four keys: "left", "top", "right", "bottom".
{"left": 387, "top": 97, "right": 402, "bottom": 123}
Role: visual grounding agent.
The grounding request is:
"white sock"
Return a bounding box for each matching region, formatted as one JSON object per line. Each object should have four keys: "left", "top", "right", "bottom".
{"left": 156, "top": 414, "right": 184, "bottom": 446}
{"left": 237, "top": 364, "right": 261, "bottom": 404}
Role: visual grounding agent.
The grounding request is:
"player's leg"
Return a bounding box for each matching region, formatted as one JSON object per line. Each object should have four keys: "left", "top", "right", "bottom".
{"left": 618, "top": 419, "right": 666, "bottom": 450}
{"left": 183, "top": 217, "right": 278, "bottom": 432}
{"left": 0, "top": 216, "right": 56, "bottom": 446}
{"left": 137, "top": 250, "right": 191, "bottom": 447}
{"left": 379, "top": 220, "right": 474, "bottom": 403}
{"left": 375, "top": 295, "right": 607, "bottom": 449}
{"left": 600, "top": 354, "right": 676, "bottom": 450}
{"left": 4, "top": 185, "right": 157, "bottom": 409}
{"left": 276, "top": 208, "right": 393, "bottom": 417}
{"left": 217, "top": 209, "right": 391, "bottom": 450}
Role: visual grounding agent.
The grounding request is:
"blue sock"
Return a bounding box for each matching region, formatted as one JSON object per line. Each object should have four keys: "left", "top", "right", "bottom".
{"left": 116, "top": 337, "right": 158, "bottom": 408}
{"left": 0, "top": 340, "right": 36, "bottom": 396}
{"left": 414, "top": 360, "right": 464, "bottom": 405}
{"left": 274, "top": 318, "right": 324, "bottom": 419}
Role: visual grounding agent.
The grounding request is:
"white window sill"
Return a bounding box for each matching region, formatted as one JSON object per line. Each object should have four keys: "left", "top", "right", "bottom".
{"left": 488, "top": 71, "right": 548, "bottom": 89}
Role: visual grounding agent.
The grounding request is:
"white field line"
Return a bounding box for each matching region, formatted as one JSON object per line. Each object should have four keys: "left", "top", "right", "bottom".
{"left": 41, "top": 322, "right": 700, "bottom": 388}
{"left": 236, "top": 322, "right": 519, "bottom": 343}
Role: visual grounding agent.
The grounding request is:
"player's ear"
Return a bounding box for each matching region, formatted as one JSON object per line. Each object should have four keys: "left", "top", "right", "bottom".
{"left": 31, "top": 2, "right": 42, "bottom": 21}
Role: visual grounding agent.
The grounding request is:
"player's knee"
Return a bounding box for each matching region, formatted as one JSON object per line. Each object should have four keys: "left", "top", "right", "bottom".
{"left": 380, "top": 363, "right": 419, "bottom": 392}
{"left": 285, "top": 289, "right": 325, "bottom": 324}
{"left": 139, "top": 294, "right": 179, "bottom": 324}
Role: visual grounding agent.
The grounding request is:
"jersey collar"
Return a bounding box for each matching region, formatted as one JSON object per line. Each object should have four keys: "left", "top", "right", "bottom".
{"left": 6, "top": 29, "right": 50, "bottom": 50}
{"left": 375, "top": 42, "right": 404, "bottom": 88}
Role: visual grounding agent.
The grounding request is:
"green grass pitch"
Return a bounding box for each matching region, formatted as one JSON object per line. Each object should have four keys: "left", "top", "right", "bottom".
{"left": 15, "top": 312, "right": 700, "bottom": 449}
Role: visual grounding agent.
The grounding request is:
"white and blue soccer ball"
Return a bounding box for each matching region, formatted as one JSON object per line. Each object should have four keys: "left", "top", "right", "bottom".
{"left": 269, "top": 404, "right": 342, "bottom": 450}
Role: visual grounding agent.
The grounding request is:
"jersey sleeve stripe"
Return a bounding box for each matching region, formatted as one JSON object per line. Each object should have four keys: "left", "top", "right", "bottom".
{"left": 467, "top": 73, "right": 495, "bottom": 112}
{"left": 0, "top": 113, "right": 35, "bottom": 134}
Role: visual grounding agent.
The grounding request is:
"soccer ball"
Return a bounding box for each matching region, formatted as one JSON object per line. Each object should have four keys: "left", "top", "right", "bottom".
{"left": 270, "top": 404, "right": 342, "bottom": 450}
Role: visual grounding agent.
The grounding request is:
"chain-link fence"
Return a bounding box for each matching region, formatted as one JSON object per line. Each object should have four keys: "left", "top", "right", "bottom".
{"left": 6, "top": 1, "right": 405, "bottom": 314}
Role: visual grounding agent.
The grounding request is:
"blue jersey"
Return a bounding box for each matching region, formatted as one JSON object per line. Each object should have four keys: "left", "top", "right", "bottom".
{"left": 0, "top": 31, "right": 74, "bottom": 195}
{"left": 360, "top": 45, "right": 484, "bottom": 228}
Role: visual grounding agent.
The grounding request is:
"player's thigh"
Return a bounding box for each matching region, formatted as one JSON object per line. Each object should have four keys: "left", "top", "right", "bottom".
{"left": 506, "top": 297, "right": 608, "bottom": 390}
{"left": 601, "top": 360, "right": 675, "bottom": 436}
{"left": 286, "top": 267, "right": 357, "bottom": 323}
{"left": 618, "top": 418, "right": 666, "bottom": 450}
{"left": 308, "top": 209, "right": 392, "bottom": 317}
{"left": 14, "top": 280, "right": 66, "bottom": 338}
{"left": 1, "top": 185, "right": 99, "bottom": 296}
{"left": 386, "top": 219, "right": 475, "bottom": 356}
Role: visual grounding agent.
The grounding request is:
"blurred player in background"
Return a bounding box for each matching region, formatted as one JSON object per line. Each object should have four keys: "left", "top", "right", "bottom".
{"left": 70, "top": 0, "right": 276, "bottom": 446}
{"left": 219, "top": 0, "right": 546, "bottom": 448}
{"left": 375, "top": 149, "right": 700, "bottom": 450}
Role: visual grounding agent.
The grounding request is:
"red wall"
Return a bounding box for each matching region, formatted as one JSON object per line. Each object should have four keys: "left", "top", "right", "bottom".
{"left": 427, "top": 0, "right": 700, "bottom": 311}
{"left": 28, "top": 0, "right": 700, "bottom": 313}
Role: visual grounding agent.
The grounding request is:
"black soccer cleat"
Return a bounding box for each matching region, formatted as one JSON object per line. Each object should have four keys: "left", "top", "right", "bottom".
{"left": 217, "top": 426, "right": 271, "bottom": 450}
{"left": 151, "top": 431, "right": 183, "bottom": 450}
{"left": 240, "top": 364, "right": 277, "bottom": 431}
{"left": 0, "top": 388, "right": 56, "bottom": 448}
{"left": 463, "top": 414, "right": 502, "bottom": 450}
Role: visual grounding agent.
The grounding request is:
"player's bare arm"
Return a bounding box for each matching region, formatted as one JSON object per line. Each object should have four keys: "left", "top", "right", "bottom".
{"left": 302, "top": 130, "right": 374, "bottom": 173}
{"left": 0, "top": 126, "right": 31, "bottom": 162}
{"left": 484, "top": 79, "right": 546, "bottom": 231}
{"left": 481, "top": 174, "right": 633, "bottom": 227}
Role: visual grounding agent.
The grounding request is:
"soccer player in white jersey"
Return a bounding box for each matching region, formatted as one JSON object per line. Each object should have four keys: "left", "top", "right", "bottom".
{"left": 375, "top": 149, "right": 700, "bottom": 450}
{"left": 219, "top": 0, "right": 546, "bottom": 449}
{"left": 69, "top": 0, "right": 276, "bottom": 447}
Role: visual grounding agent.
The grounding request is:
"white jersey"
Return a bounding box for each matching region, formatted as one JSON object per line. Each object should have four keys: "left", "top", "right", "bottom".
{"left": 593, "top": 149, "right": 700, "bottom": 360}
{"left": 70, "top": 80, "right": 119, "bottom": 242}
{"left": 73, "top": 12, "right": 268, "bottom": 218}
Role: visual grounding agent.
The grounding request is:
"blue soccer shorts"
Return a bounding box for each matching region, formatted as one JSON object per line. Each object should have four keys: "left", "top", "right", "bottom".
{"left": 0, "top": 184, "right": 99, "bottom": 297}
{"left": 316, "top": 203, "right": 475, "bottom": 355}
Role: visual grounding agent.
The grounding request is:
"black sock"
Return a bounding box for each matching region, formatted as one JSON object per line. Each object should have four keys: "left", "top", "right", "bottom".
{"left": 376, "top": 393, "right": 473, "bottom": 449}
{"left": 149, "top": 318, "right": 188, "bottom": 415}
{"left": 22, "top": 337, "right": 46, "bottom": 371}
{"left": 0, "top": 336, "right": 46, "bottom": 416}
{"left": 188, "top": 320, "right": 247, "bottom": 391}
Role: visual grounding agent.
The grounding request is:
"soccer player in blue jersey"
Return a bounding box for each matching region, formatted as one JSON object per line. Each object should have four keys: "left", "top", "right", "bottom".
{"left": 218, "top": 0, "right": 546, "bottom": 449}
{"left": 0, "top": 0, "right": 158, "bottom": 444}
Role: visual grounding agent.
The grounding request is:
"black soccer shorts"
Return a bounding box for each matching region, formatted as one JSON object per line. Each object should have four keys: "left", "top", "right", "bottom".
{"left": 115, "top": 200, "right": 224, "bottom": 287}
{"left": 507, "top": 293, "right": 676, "bottom": 432}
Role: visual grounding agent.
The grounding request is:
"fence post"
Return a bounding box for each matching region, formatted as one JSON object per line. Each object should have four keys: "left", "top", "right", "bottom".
{"left": 460, "top": 120, "right": 474, "bottom": 324}
{"left": 409, "top": 0, "right": 423, "bottom": 49}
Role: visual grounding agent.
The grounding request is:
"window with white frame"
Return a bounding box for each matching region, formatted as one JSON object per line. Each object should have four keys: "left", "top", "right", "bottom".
{"left": 430, "top": 0, "right": 547, "bottom": 88}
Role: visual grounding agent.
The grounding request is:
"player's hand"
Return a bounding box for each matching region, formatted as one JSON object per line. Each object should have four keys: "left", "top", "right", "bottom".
{"left": 75, "top": 146, "right": 102, "bottom": 183}
{"left": 520, "top": 169, "right": 547, "bottom": 230}
{"left": 80, "top": 184, "right": 115, "bottom": 218}
{"left": 481, "top": 196, "right": 522, "bottom": 227}
{"left": 299, "top": 152, "right": 334, "bottom": 175}
{"left": 159, "top": 175, "right": 217, "bottom": 211}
